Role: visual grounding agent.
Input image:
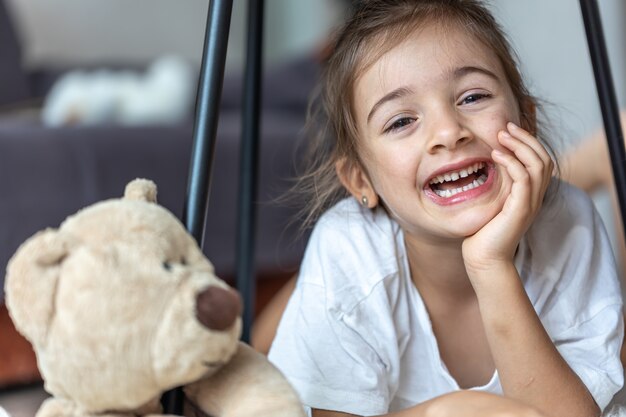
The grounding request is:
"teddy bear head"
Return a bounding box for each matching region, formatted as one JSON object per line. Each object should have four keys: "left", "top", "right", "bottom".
{"left": 4, "top": 179, "right": 242, "bottom": 414}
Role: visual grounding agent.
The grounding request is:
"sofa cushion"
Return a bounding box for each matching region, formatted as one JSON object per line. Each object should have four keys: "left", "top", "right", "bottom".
{"left": 0, "top": 111, "right": 308, "bottom": 301}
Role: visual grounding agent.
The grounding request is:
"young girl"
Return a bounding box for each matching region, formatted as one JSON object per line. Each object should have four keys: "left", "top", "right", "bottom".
{"left": 267, "top": 1, "right": 624, "bottom": 416}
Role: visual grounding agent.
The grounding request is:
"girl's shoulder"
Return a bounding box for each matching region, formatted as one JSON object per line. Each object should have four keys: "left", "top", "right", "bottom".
{"left": 535, "top": 178, "right": 602, "bottom": 230}
{"left": 299, "top": 197, "right": 407, "bottom": 312}
{"left": 521, "top": 177, "right": 619, "bottom": 296}
{"left": 309, "top": 198, "right": 401, "bottom": 266}
{"left": 521, "top": 178, "right": 622, "bottom": 340}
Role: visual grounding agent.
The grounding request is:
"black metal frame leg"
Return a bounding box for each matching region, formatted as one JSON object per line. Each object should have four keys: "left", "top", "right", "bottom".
{"left": 236, "top": 0, "right": 265, "bottom": 344}
{"left": 579, "top": 0, "right": 626, "bottom": 242}
{"left": 162, "top": 0, "right": 234, "bottom": 413}
{"left": 184, "top": 0, "right": 234, "bottom": 244}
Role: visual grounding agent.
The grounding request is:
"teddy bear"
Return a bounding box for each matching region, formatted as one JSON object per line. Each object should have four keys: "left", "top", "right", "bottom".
{"left": 4, "top": 178, "right": 305, "bottom": 417}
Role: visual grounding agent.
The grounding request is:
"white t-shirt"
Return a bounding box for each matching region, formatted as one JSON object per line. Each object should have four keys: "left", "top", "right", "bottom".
{"left": 268, "top": 181, "right": 624, "bottom": 416}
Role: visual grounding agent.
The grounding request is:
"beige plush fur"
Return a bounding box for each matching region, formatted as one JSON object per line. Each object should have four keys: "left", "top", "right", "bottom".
{"left": 4, "top": 179, "right": 305, "bottom": 417}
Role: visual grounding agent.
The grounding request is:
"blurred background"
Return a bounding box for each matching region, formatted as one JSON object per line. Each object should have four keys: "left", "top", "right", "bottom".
{"left": 4, "top": 0, "right": 343, "bottom": 72}
{"left": 4, "top": 0, "right": 624, "bottom": 126}
{"left": 0, "top": 0, "right": 625, "bottom": 415}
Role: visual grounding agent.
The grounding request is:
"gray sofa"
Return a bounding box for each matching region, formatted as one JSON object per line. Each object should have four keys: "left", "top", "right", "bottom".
{"left": 0, "top": 0, "right": 318, "bottom": 300}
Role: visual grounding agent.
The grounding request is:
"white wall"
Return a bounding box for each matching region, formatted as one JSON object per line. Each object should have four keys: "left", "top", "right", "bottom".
{"left": 6, "top": 0, "right": 210, "bottom": 68}
{"left": 5, "top": 0, "right": 343, "bottom": 71}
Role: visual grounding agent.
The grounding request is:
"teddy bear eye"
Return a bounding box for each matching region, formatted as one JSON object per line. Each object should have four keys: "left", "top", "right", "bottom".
{"left": 162, "top": 261, "right": 172, "bottom": 271}
{"left": 180, "top": 257, "right": 187, "bottom": 266}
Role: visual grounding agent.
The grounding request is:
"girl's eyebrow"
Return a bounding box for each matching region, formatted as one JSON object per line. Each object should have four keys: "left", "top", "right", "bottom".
{"left": 453, "top": 65, "right": 500, "bottom": 81}
{"left": 367, "top": 87, "right": 414, "bottom": 124}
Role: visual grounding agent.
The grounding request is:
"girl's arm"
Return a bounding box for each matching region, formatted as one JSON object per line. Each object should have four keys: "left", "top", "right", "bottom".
{"left": 560, "top": 109, "right": 626, "bottom": 288}
{"left": 312, "top": 390, "right": 547, "bottom": 417}
{"left": 251, "top": 274, "right": 297, "bottom": 354}
{"left": 465, "top": 261, "right": 600, "bottom": 417}
{"left": 462, "top": 123, "right": 600, "bottom": 417}
{"left": 560, "top": 109, "right": 626, "bottom": 193}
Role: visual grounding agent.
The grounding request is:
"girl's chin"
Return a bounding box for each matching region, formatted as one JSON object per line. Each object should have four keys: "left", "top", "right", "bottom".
{"left": 446, "top": 189, "right": 508, "bottom": 237}
{"left": 448, "top": 211, "right": 499, "bottom": 238}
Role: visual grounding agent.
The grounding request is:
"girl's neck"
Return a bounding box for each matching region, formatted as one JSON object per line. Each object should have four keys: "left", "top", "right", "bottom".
{"left": 404, "top": 233, "right": 477, "bottom": 306}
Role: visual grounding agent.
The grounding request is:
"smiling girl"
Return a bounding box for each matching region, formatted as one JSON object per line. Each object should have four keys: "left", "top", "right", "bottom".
{"left": 267, "top": 1, "right": 624, "bottom": 416}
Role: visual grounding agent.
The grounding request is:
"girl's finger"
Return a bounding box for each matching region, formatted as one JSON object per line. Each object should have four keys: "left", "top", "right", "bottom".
{"left": 494, "top": 135, "right": 552, "bottom": 208}
{"left": 492, "top": 148, "right": 531, "bottom": 200}
{"left": 506, "top": 122, "right": 553, "bottom": 167}
{"left": 498, "top": 130, "right": 548, "bottom": 178}
{"left": 498, "top": 131, "right": 552, "bottom": 206}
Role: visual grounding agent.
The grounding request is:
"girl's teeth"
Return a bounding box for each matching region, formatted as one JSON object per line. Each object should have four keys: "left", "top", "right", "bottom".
{"left": 434, "top": 173, "right": 487, "bottom": 198}
{"left": 429, "top": 162, "right": 485, "bottom": 185}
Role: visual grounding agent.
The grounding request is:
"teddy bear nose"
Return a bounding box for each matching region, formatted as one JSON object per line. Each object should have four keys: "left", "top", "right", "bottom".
{"left": 195, "top": 286, "right": 242, "bottom": 331}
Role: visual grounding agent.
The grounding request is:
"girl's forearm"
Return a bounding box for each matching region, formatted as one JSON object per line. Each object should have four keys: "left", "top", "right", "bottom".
{"left": 313, "top": 385, "right": 550, "bottom": 417}
{"left": 383, "top": 391, "right": 546, "bottom": 417}
{"left": 468, "top": 262, "right": 599, "bottom": 417}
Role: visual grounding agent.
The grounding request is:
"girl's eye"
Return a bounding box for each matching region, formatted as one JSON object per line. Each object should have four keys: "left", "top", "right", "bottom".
{"left": 384, "top": 117, "right": 416, "bottom": 134}
{"left": 460, "top": 93, "right": 491, "bottom": 105}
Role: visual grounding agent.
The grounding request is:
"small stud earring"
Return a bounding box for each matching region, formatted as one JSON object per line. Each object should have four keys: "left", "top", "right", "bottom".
{"left": 361, "top": 195, "right": 368, "bottom": 207}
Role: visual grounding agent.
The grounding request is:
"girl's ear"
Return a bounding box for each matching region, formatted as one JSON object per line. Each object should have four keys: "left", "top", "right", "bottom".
{"left": 335, "top": 157, "right": 379, "bottom": 208}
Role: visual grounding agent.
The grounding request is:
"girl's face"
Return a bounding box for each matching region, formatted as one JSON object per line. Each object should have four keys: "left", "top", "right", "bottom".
{"left": 348, "top": 24, "right": 521, "bottom": 244}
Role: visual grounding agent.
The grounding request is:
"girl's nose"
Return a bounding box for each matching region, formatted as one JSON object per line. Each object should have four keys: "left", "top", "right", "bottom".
{"left": 426, "top": 108, "right": 472, "bottom": 153}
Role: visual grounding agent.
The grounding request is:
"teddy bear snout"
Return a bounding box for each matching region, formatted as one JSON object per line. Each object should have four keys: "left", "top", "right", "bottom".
{"left": 195, "top": 286, "right": 242, "bottom": 331}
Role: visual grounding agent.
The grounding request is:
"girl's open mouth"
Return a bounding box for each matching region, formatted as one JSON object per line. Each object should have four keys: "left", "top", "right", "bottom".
{"left": 425, "top": 161, "right": 495, "bottom": 205}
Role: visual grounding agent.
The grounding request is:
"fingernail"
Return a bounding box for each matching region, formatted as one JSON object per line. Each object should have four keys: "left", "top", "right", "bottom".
{"left": 507, "top": 122, "right": 518, "bottom": 130}
{"left": 500, "top": 130, "right": 512, "bottom": 139}
{"left": 493, "top": 149, "right": 504, "bottom": 158}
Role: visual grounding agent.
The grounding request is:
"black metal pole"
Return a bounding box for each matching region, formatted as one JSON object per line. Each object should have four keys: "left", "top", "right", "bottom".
{"left": 236, "top": 0, "right": 264, "bottom": 343}
{"left": 579, "top": 0, "right": 626, "bottom": 240}
{"left": 162, "top": 0, "right": 233, "bottom": 413}
{"left": 184, "top": 0, "right": 234, "bottom": 244}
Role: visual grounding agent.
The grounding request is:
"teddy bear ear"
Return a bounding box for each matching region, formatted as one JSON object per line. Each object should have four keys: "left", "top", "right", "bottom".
{"left": 4, "top": 229, "right": 73, "bottom": 347}
{"left": 124, "top": 178, "right": 158, "bottom": 203}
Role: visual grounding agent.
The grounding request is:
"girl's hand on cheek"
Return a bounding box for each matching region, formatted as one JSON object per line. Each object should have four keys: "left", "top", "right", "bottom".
{"left": 462, "top": 122, "right": 553, "bottom": 277}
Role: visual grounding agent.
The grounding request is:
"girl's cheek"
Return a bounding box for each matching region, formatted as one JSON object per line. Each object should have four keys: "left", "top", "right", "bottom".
{"left": 493, "top": 142, "right": 512, "bottom": 155}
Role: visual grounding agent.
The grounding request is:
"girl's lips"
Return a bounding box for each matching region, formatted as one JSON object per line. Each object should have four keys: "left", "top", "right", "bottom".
{"left": 424, "top": 161, "right": 497, "bottom": 206}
